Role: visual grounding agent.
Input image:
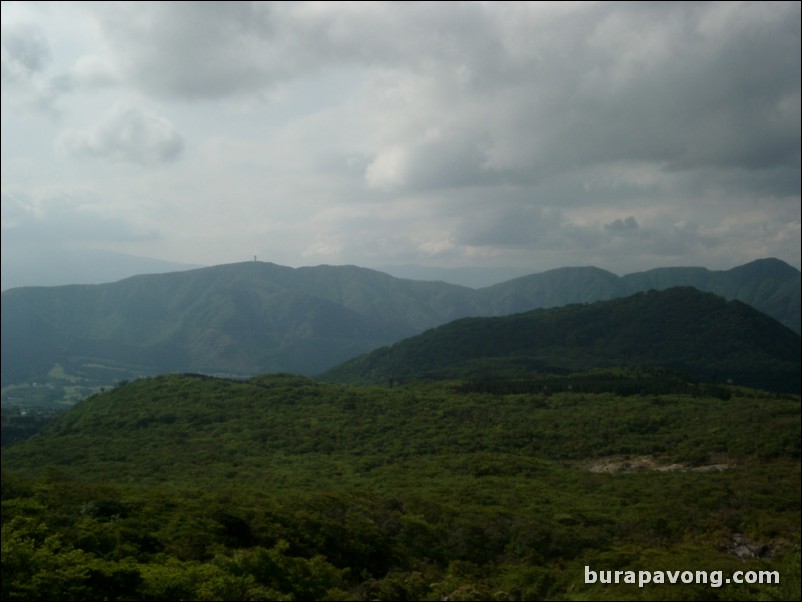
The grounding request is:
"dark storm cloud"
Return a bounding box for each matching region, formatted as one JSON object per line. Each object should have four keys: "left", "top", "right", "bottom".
{"left": 90, "top": 1, "right": 274, "bottom": 99}
{"left": 88, "top": 2, "right": 799, "bottom": 186}
{"left": 1, "top": 22, "right": 50, "bottom": 80}
{"left": 477, "top": 2, "right": 799, "bottom": 184}
{"left": 0, "top": 21, "right": 64, "bottom": 113}
{"left": 605, "top": 217, "right": 639, "bottom": 233}
{"left": 342, "top": 0, "right": 799, "bottom": 219}
{"left": 90, "top": 2, "right": 505, "bottom": 100}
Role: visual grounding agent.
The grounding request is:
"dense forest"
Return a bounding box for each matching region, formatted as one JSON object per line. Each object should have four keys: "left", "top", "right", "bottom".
{"left": 2, "top": 372, "right": 800, "bottom": 600}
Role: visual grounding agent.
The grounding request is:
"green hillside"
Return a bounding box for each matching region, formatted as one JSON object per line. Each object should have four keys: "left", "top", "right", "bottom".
{"left": 323, "top": 288, "right": 802, "bottom": 393}
{"left": 2, "top": 373, "right": 800, "bottom": 600}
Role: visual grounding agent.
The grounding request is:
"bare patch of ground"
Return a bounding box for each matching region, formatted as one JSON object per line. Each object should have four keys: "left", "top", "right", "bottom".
{"left": 586, "top": 455, "right": 734, "bottom": 473}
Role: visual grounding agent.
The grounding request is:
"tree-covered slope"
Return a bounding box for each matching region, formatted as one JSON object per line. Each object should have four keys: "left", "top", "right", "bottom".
{"left": 3, "top": 371, "right": 799, "bottom": 488}
{"left": 323, "top": 287, "right": 802, "bottom": 393}
{"left": 2, "top": 373, "right": 800, "bottom": 600}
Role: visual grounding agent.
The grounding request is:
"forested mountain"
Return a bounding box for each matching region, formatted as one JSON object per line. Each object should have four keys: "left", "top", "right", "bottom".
{"left": 0, "top": 262, "right": 478, "bottom": 386}
{"left": 323, "top": 287, "right": 802, "bottom": 393}
{"left": 2, "top": 258, "right": 799, "bottom": 391}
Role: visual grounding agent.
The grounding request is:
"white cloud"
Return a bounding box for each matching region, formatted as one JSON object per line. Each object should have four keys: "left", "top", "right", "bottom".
{"left": 57, "top": 104, "right": 183, "bottom": 165}
{"left": 67, "top": 54, "right": 118, "bottom": 89}
{"left": 364, "top": 146, "right": 408, "bottom": 190}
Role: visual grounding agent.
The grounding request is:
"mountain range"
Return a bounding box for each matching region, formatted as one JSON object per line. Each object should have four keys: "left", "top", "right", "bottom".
{"left": 1, "top": 257, "right": 799, "bottom": 388}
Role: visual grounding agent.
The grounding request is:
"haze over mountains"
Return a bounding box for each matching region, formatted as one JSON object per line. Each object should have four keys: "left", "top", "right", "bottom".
{"left": 0, "top": 247, "right": 203, "bottom": 291}
{"left": 1, "top": 258, "right": 799, "bottom": 389}
{"left": 376, "top": 265, "right": 537, "bottom": 288}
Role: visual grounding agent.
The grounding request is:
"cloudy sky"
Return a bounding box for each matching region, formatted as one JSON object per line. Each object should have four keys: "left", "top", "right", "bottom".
{"left": 2, "top": 1, "right": 800, "bottom": 280}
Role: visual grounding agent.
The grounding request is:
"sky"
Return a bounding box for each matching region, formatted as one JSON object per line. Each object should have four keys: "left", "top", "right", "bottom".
{"left": 2, "top": 1, "right": 800, "bottom": 279}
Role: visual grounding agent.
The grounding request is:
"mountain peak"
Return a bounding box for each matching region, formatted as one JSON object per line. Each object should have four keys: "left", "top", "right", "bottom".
{"left": 727, "top": 257, "right": 800, "bottom": 280}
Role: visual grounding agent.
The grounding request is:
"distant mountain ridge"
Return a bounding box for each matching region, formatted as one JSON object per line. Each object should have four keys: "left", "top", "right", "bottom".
{"left": 481, "top": 258, "right": 801, "bottom": 333}
{"left": 375, "top": 264, "right": 535, "bottom": 287}
{"left": 1, "top": 258, "right": 799, "bottom": 388}
{"left": 323, "top": 287, "right": 802, "bottom": 394}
